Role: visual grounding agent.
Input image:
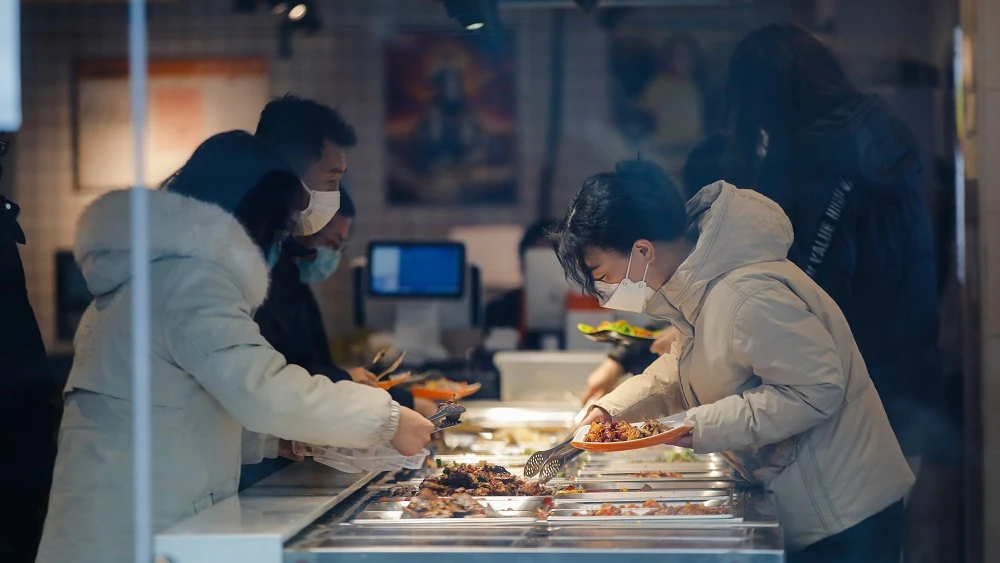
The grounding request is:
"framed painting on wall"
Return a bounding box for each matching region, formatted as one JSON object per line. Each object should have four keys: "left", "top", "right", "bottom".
{"left": 384, "top": 33, "right": 517, "bottom": 206}
{"left": 73, "top": 58, "right": 269, "bottom": 194}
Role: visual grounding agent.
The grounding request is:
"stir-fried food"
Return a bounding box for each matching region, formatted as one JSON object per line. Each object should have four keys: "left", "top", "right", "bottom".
{"left": 402, "top": 489, "right": 499, "bottom": 519}
{"left": 583, "top": 418, "right": 669, "bottom": 443}
{"left": 556, "top": 484, "right": 586, "bottom": 495}
{"left": 420, "top": 462, "right": 554, "bottom": 496}
{"left": 572, "top": 499, "right": 730, "bottom": 517}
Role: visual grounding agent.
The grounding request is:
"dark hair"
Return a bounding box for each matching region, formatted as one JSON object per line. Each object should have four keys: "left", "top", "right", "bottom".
{"left": 550, "top": 159, "right": 687, "bottom": 298}
{"left": 162, "top": 131, "right": 302, "bottom": 257}
{"left": 337, "top": 183, "right": 356, "bottom": 219}
{"left": 519, "top": 220, "right": 558, "bottom": 261}
{"left": 725, "top": 23, "right": 860, "bottom": 186}
{"left": 681, "top": 133, "right": 733, "bottom": 198}
{"left": 255, "top": 95, "right": 358, "bottom": 174}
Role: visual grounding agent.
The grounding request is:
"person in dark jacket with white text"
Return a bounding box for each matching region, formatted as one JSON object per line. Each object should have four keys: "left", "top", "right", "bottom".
{"left": 725, "top": 23, "right": 941, "bottom": 469}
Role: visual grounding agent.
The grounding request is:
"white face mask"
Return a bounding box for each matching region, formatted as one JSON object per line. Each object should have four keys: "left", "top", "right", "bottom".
{"left": 594, "top": 249, "right": 655, "bottom": 313}
{"left": 294, "top": 182, "right": 341, "bottom": 236}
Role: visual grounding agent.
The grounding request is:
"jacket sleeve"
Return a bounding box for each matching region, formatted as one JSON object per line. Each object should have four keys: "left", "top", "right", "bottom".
{"left": 593, "top": 353, "right": 687, "bottom": 422}
{"left": 241, "top": 428, "right": 279, "bottom": 464}
{"left": 161, "top": 272, "right": 400, "bottom": 449}
{"left": 686, "top": 284, "right": 847, "bottom": 453}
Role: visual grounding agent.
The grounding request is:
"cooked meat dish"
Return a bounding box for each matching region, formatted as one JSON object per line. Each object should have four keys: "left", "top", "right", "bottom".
{"left": 572, "top": 499, "right": 730, "bottom": 517}
{"left": 583, "top": 418, "right": 669, "bottom": 443}
{"left": 420, "top": 462, "right": 553, "bottom": 496}
{"left": 631, "top": 471, "right": 682, "bottom": 478}
{"left": 402, "top": 489, "right": 499, "bottom": 519}
{"left": 381, "top": 486, "right": 419, "bottom": 499}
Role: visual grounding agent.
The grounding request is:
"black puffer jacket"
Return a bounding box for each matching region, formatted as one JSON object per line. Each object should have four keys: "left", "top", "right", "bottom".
{"left": 0, "top": 196, "right": 45, "bottom": 369}
{"left": 756, "top": 95, "right": 940, "bottom": 455}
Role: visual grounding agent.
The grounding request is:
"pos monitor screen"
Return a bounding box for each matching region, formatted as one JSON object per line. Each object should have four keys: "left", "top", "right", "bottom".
{"left": 368, "top": 242, "right": 465, "bottom": 299}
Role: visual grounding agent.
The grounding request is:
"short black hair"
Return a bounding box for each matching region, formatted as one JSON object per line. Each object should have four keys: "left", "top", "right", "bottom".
{"left": 550, "top": 159, "right": 687, "bottom": 298}
{"left": 255, "top": 95, "right": 358, "bottom": 174}
{"left": 162, "top": 131, "right": 302, "bottom": 256}
{"left": 338, "top": 183, "right": 356, "bottom": 219}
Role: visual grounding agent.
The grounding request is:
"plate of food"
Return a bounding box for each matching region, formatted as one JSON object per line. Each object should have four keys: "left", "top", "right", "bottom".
{"left": 577, "top": 320, "right": 658, "bottom": 343}
{"left": 571, "top": 414, "right": 693, "bottom": 453}
{"left": 377, "top": 372, "right": 410, "bottom": 390}
{"left": 410, "top": 379, "right": 482, "bottom": 401}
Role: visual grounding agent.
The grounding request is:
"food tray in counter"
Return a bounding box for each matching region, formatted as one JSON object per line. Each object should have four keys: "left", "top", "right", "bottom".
{"left": 351, "top": 496, "right": 550, "bottom": 526}
{"left": 574, "top": 461, "right": 727, "bottom": 475}
{"left": 571, "top": 469, "right": 739, "bottom": 482}
{"left": 552, "top": 484, "right": 735, "bottom": 501}
{"left": 547, "top": 497, "right": 740, "bottom": 523}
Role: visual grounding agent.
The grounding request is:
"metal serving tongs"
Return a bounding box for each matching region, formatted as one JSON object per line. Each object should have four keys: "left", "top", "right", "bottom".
{"left": 524, "top": 436, "right": 576, "bottom": 478}
{"left": 427, "top": 401, "right": 466, "bottom": 432}
{"left": 524, "top": 399, "right": 595, "bottom": 479}
{"left": 367, "top": 346, "right": 407, "bottom": 381}
{"left": 538, "top": 447, "right": 585, "bottom": 483}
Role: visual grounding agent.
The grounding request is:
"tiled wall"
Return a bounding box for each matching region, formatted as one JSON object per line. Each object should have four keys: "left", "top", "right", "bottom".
{"left": 10, "top": 0, "right": 947, "bottom": 352}
{"left": 12, "top": 0, "right": 611, "bottom": 352}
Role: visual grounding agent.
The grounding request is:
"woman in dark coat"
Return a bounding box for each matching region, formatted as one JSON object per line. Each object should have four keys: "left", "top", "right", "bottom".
{"left": 724, "top": 23, "right": 941, "bottom": 463}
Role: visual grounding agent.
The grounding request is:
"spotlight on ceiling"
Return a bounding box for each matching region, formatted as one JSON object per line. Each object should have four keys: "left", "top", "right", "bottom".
{"left": 283, "top": 1, "right": 321, "bottom": 32}
{"left": 440, "top": 0, "right": 500, "bottom": 33}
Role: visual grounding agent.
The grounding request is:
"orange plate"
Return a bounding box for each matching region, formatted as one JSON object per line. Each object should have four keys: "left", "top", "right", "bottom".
{"left": 377, "top": 373, "right": 410, "bottom": 390}
{"left": 571, "top": 422, "right": 693, "bottom": 453}
{"left": 410, "top": 382, "right": 482, "bottom": 401}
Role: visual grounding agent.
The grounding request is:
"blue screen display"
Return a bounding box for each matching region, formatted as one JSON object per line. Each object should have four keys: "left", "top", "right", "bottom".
{"left": 370, "top": 243, "right": 463, "bottom": 297}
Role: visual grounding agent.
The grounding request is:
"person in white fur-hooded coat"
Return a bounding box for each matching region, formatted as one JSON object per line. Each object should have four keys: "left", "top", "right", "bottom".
{"left": 35, "top": 131, "right": 434, "bottom": 563}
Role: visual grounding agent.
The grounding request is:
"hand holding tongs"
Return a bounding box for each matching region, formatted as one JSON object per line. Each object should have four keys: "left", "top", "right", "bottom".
{"left": 427, "top": 401, "right": 466, "bottom": 432}
{"left": 367, "top": 346, "right": 407, "bottom": 381}
{"left": 524, "top": 400, "right": 595, "bottom": 482}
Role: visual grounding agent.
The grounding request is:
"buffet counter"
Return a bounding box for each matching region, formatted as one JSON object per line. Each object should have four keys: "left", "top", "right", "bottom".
{"left": 155, "top": 402, "right": 785, "bottom": 563}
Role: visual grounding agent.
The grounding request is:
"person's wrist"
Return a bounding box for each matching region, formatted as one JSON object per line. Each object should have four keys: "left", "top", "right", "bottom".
{"left": 383, "top": 400, "right": 401, "bottom": 442}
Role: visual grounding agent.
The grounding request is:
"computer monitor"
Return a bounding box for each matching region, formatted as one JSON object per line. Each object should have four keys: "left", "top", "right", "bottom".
{"left": 362, "top": 241, "right": 470, "bottom": 361}
{"left": 368, "top": 242, "right": 465, "bottom": 299}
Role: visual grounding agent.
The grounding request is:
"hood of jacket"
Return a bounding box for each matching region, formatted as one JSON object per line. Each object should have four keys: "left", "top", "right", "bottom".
{"left": 73, "top": 188, "right": 270, "bottom": 308}
{"left": 644, "top": 182, "right": 793, "bottom": 328}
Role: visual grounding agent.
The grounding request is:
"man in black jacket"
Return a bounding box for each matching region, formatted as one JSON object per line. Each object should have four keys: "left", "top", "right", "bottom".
{"left": 0, "top": 135, "right": 51, "bottom": 562}
{"left": 242, "top": 187, "right": 435, "bottom": 488}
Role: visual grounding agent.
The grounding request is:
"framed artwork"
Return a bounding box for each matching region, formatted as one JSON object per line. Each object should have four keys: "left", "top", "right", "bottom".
{"left": 607, "top": 29, "right": 737, "bottom": 172}
{"left": 383, "top": 33, "right": 517, "bottom": 205}
{"left": 73, "top": 58, "right": 268, "bottom": 194}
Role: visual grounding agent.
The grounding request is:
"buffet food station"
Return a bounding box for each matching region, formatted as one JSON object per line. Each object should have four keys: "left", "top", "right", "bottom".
{"left": 155, "top": 403, "right": 785, "bottom": 563}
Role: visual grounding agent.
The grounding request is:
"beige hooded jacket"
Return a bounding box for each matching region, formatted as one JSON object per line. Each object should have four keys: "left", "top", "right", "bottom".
{"left": 594, "top": 182, "right": 913, "bottom": 551}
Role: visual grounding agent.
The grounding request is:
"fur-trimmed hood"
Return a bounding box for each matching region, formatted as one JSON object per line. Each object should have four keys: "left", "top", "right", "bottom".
{"left": 74, "top": 188, "right": 270, "bottom": 308}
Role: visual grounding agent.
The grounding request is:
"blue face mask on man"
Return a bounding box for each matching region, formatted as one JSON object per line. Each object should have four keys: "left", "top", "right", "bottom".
{"left": 297, "top": 246, "right": 342, "bottom": 284}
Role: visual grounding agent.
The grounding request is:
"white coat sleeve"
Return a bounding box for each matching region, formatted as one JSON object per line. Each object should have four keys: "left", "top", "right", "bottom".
{"left": 161, "top": 272, "right": 400, "bottom": 449}
{"left": 686, "top": 284, "right": 847, "bottom": 454}
{"left": 593, "top": 353, "right": 688, "bottom": 422}
{"left": 241, "top": 428, "right": 279, "bottom": 465}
